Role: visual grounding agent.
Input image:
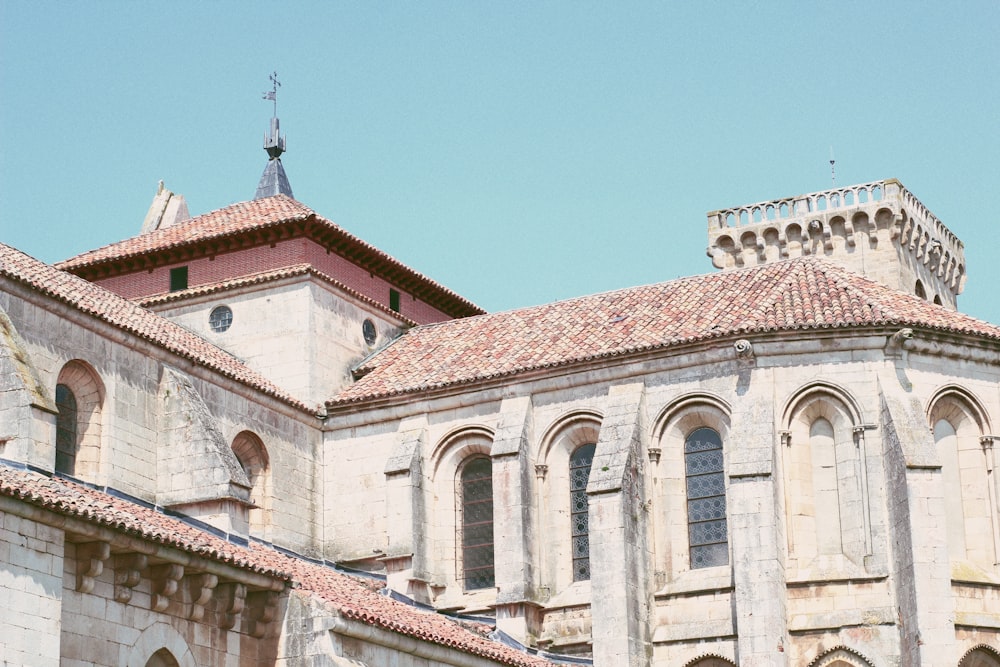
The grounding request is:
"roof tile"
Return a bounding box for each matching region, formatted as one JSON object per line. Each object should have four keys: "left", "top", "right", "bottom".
{"left": 1, "top": 242, "right": 311, "bottom": 411}
{"left": 332, "top": 258, "right": 1000, "bottom": 405}
{"left": 0, "top": 464, "right": 555, "bottom": 666}
{"left": 56, "top": 195, "right": 483, "bottom": 317}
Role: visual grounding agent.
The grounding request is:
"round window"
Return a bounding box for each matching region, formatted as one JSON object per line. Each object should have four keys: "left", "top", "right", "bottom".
{"left": 209, "top": 305, "right": 233, "bottom": 333}
{"left": 362, "top": 318, "right": 377, "bottom": 344}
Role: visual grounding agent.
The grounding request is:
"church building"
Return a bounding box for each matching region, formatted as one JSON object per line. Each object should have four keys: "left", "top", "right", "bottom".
{"left": 1, "top": 104, "right": 998, "bottom": 666}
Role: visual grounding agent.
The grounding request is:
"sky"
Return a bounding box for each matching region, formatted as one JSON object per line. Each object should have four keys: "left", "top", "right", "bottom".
{"left": 2, "top": 2, "right": 998, "bottom": 324}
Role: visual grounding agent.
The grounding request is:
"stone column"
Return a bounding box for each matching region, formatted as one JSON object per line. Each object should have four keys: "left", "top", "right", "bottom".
{"left": 588, "top": 382, "right": 651, "bottom": 667}
{"left": 490, "top": 395, "right": 541, "bottom": 642}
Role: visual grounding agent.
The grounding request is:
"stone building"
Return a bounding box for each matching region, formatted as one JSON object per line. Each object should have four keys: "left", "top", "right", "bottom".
{"left": 1, "top": 116, "right": 999, "bottom": 665}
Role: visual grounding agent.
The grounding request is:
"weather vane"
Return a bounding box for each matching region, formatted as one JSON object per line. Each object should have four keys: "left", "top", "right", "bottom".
{"left": 829, "top": 146, "right": 836, "bottom": 187}
{"left": 262, "top": 71, "right": 281, "bottom": 117}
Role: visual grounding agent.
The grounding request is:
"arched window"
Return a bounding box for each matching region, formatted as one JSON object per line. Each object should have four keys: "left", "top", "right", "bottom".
{"left": 915, "top": 279, "right": 927, "bottom": 299}
{"left": 461, "top": 456, "right": 494, "bottom": 590}
{"left": 231, "top": 431, "right": 271, "bottom": 538}
{"left": 54, "top": 360, "right": 104, "bottom": 481}
{"left": 959, "top": 645, "right": 1000, "bottom": 667}
{"left": 55, "top": 383, "right": 78, "bottom": 474}
{"left": 930, "top": 390, "right": 996, "bottom": 568}
{"left": 685, "top": 427, "right": 728, "bottom": 568}
{"left": 811, "top": 418, "right": 843, "bottom": 556}
{"left": 146, "top": 648, "right": 180, "bottom": 667}
{"left": 570, "top": 443, "right": 596, "bottom": 581}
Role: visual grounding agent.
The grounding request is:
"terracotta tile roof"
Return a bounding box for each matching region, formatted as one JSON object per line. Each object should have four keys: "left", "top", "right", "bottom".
{"left": 0, "top": 242, "right": 311, "bottom": 412}
{"left": 331, "top": 258, "right": 1000, "bottom": 405}
{"left": 57, "top": 196, "right": 315, "bottom": 269}
{"left": 56, "top": 195, "right": 484, "bottom": 318}
{"left": 0, "top": 464, "right": 290, "bottom": 578}
{"left": 245, "top": 545, "right": 556, "bottom": 666}
{"left": 137, "top": 263, "right": 419, "bottom": 327}
{"left": 0, "top": 464, "right": 556, "bottom": 666}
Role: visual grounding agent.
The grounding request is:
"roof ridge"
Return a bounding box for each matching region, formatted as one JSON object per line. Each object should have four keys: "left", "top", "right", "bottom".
{"left": 0, "top": 242, "right": 312, "bottom": 412}
{"left": 56, "top": 195, "right": 315, "bottom": 269}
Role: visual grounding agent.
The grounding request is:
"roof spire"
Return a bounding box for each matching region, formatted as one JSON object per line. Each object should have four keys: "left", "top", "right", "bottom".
{"left": 254, "top": 71, "right": 295, "bottom": 200}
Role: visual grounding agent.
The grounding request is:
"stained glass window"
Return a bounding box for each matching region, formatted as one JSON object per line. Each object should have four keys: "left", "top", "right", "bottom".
{"left": 685, "top": 427, "right": 728, "bottom": 568}
{"left": 461, "top": 457, "right": 495, "bottom": 589}
{"left": 55, "top": 383, "right": 77, "bottom": 475}
{"left": 570, "top": 443, "right": 596, "bottom": 581}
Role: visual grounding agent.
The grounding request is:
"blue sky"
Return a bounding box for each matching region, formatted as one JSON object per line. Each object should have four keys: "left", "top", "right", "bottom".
{"left": 2, "top": 2, "right": 998, "bottom": 323}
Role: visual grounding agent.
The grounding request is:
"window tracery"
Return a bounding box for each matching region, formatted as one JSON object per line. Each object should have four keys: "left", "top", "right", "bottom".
{"left": 685, "top": 427, "right": 728, "bottom": 568}
{"left": 570, "top": 443, "right": 596, "bottom": 581}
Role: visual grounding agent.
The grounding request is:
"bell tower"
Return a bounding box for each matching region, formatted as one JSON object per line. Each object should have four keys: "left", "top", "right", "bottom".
{"left": 706, "top": 179, "right": 966, "bottom": 309}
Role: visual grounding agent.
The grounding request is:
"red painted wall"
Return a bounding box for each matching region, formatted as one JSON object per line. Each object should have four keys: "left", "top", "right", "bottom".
{"left": 92, "top": 238, "right": 456, "bottom": 324}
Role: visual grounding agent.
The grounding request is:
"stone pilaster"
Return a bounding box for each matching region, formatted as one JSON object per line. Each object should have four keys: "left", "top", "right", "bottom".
{"left": 878, "top": 375, "right": 956, "bottom": 665}
{"left": 383, "top": 415, "right": 428, "bottom": 598}
{"left": 588, "top": 382, "right": 651, "bottom": 667}
{"left": 490, "top": 395, "right": 540, "bottom": 642}
{"left": 728, "top": 370, "right": 789, "bottom": 666}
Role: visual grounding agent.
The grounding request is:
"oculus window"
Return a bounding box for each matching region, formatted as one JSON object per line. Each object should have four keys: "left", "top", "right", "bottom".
{"left": 209, "top": 305, "right": 233, "bottom": 333}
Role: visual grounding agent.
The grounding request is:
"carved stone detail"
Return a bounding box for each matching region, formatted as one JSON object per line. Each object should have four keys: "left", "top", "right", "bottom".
{"left": 76, "top": 541, "right": 111, "bottom": 593}
{"left": 114, "top": 553, "right": 147, "bottom": 603}
{"left": 885, "top": 327, "right": 914, "bottom": 359}
{"left": 151, "top": 563, "right": 184, "bottom": 612}
{"left": 249, "top": 591, "right": 279, "bottom": 638}
{"left": 734, "top": 339, "right": 754, "bottom": 361}
{"left": 221, "top": 582, "right": 247, "bottom": 630}
{"left": 647, "top": 447, "right": 662, "bottom": 465}
{"left": 189, "top": 573, "right": 219, "bottom": 621}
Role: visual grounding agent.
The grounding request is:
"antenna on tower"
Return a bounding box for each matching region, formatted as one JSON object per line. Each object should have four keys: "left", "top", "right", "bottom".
{"left": 829, "top": 146, "right": 836, "bottom": 187}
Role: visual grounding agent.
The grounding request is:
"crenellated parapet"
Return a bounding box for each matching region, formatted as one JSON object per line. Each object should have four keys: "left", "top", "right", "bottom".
{"left": 706, "top": 179, "right": 966, "bottom": 305}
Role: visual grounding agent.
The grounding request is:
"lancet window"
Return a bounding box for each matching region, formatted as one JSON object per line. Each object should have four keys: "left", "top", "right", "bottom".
{"left": 55, "top": 384, "right": 78, "bottom": 474}
{"left": 570, "top": 443, "right": 596, "bottom": 581}
{"left": 461, "top": 456, "right": 495, "bottom": 589}
{"left": 685, "top": 427, "right": 728, "bottom": 568}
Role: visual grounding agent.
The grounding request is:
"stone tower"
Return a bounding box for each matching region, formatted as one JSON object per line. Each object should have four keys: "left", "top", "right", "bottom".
{"left": 706, "top": 179, "right": 965, "bottom": 309}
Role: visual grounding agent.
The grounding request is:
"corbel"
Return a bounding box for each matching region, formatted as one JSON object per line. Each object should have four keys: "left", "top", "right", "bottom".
{"left": 249, "top": 590, "right": 280, "bottom": 638}
{"left": 646, "top": 447, "right": 662, "bottom": 465}
{"left": 884, "top": 328, "right": 914, "bottom": 359}
{"left": 151, "top": 563, "right": 184, "bottom": 612}
{"left": 189, "top": 573, "right": 219, "bottom": 621}
{"left": 220, "top": 582, "right": 247, "bottom": 630}
{"left": 844, "top": 218, "right": 856, "bottom": 248}
{"left": 114, "top": 553, "right": 147, "bottom": 603}
{"left": 76, "top": 541, "right": 111, "bottom": 593}
{"left": 534, "top": 464, "right": 549, "bottom": 481}
{"left": 734, "top": 339, "right": 755, "bottom": 365}
{"left": 982, "top": 436, "right": 996, "bottom": 474}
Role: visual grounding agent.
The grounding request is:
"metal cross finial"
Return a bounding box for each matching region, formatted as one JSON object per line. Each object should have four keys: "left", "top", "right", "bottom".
{"left": 262, "top": 71, "right": 281, "bottom": 116}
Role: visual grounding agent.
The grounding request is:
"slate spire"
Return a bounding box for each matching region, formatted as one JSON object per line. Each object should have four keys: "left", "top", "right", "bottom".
{"left": 254, "top": 72, "right": 294, "bottom": 200}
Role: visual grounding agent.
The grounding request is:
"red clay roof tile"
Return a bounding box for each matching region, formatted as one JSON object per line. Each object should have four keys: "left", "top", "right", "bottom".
{"left": 56, "top": 195, "right": 483, "bottom": 317}
{"left": 0, "top": 464, "right": 555, "bottom": 666}
{"left": 1, "top": 242, "right": 311, "bottom": 412}
{"left": 331, "top": 258, "right": 1000, "bottom": 405}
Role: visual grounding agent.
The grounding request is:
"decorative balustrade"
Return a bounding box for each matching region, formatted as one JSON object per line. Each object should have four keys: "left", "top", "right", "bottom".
{"left": 705, "top": 179, "right": 966, "bottom": 297}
